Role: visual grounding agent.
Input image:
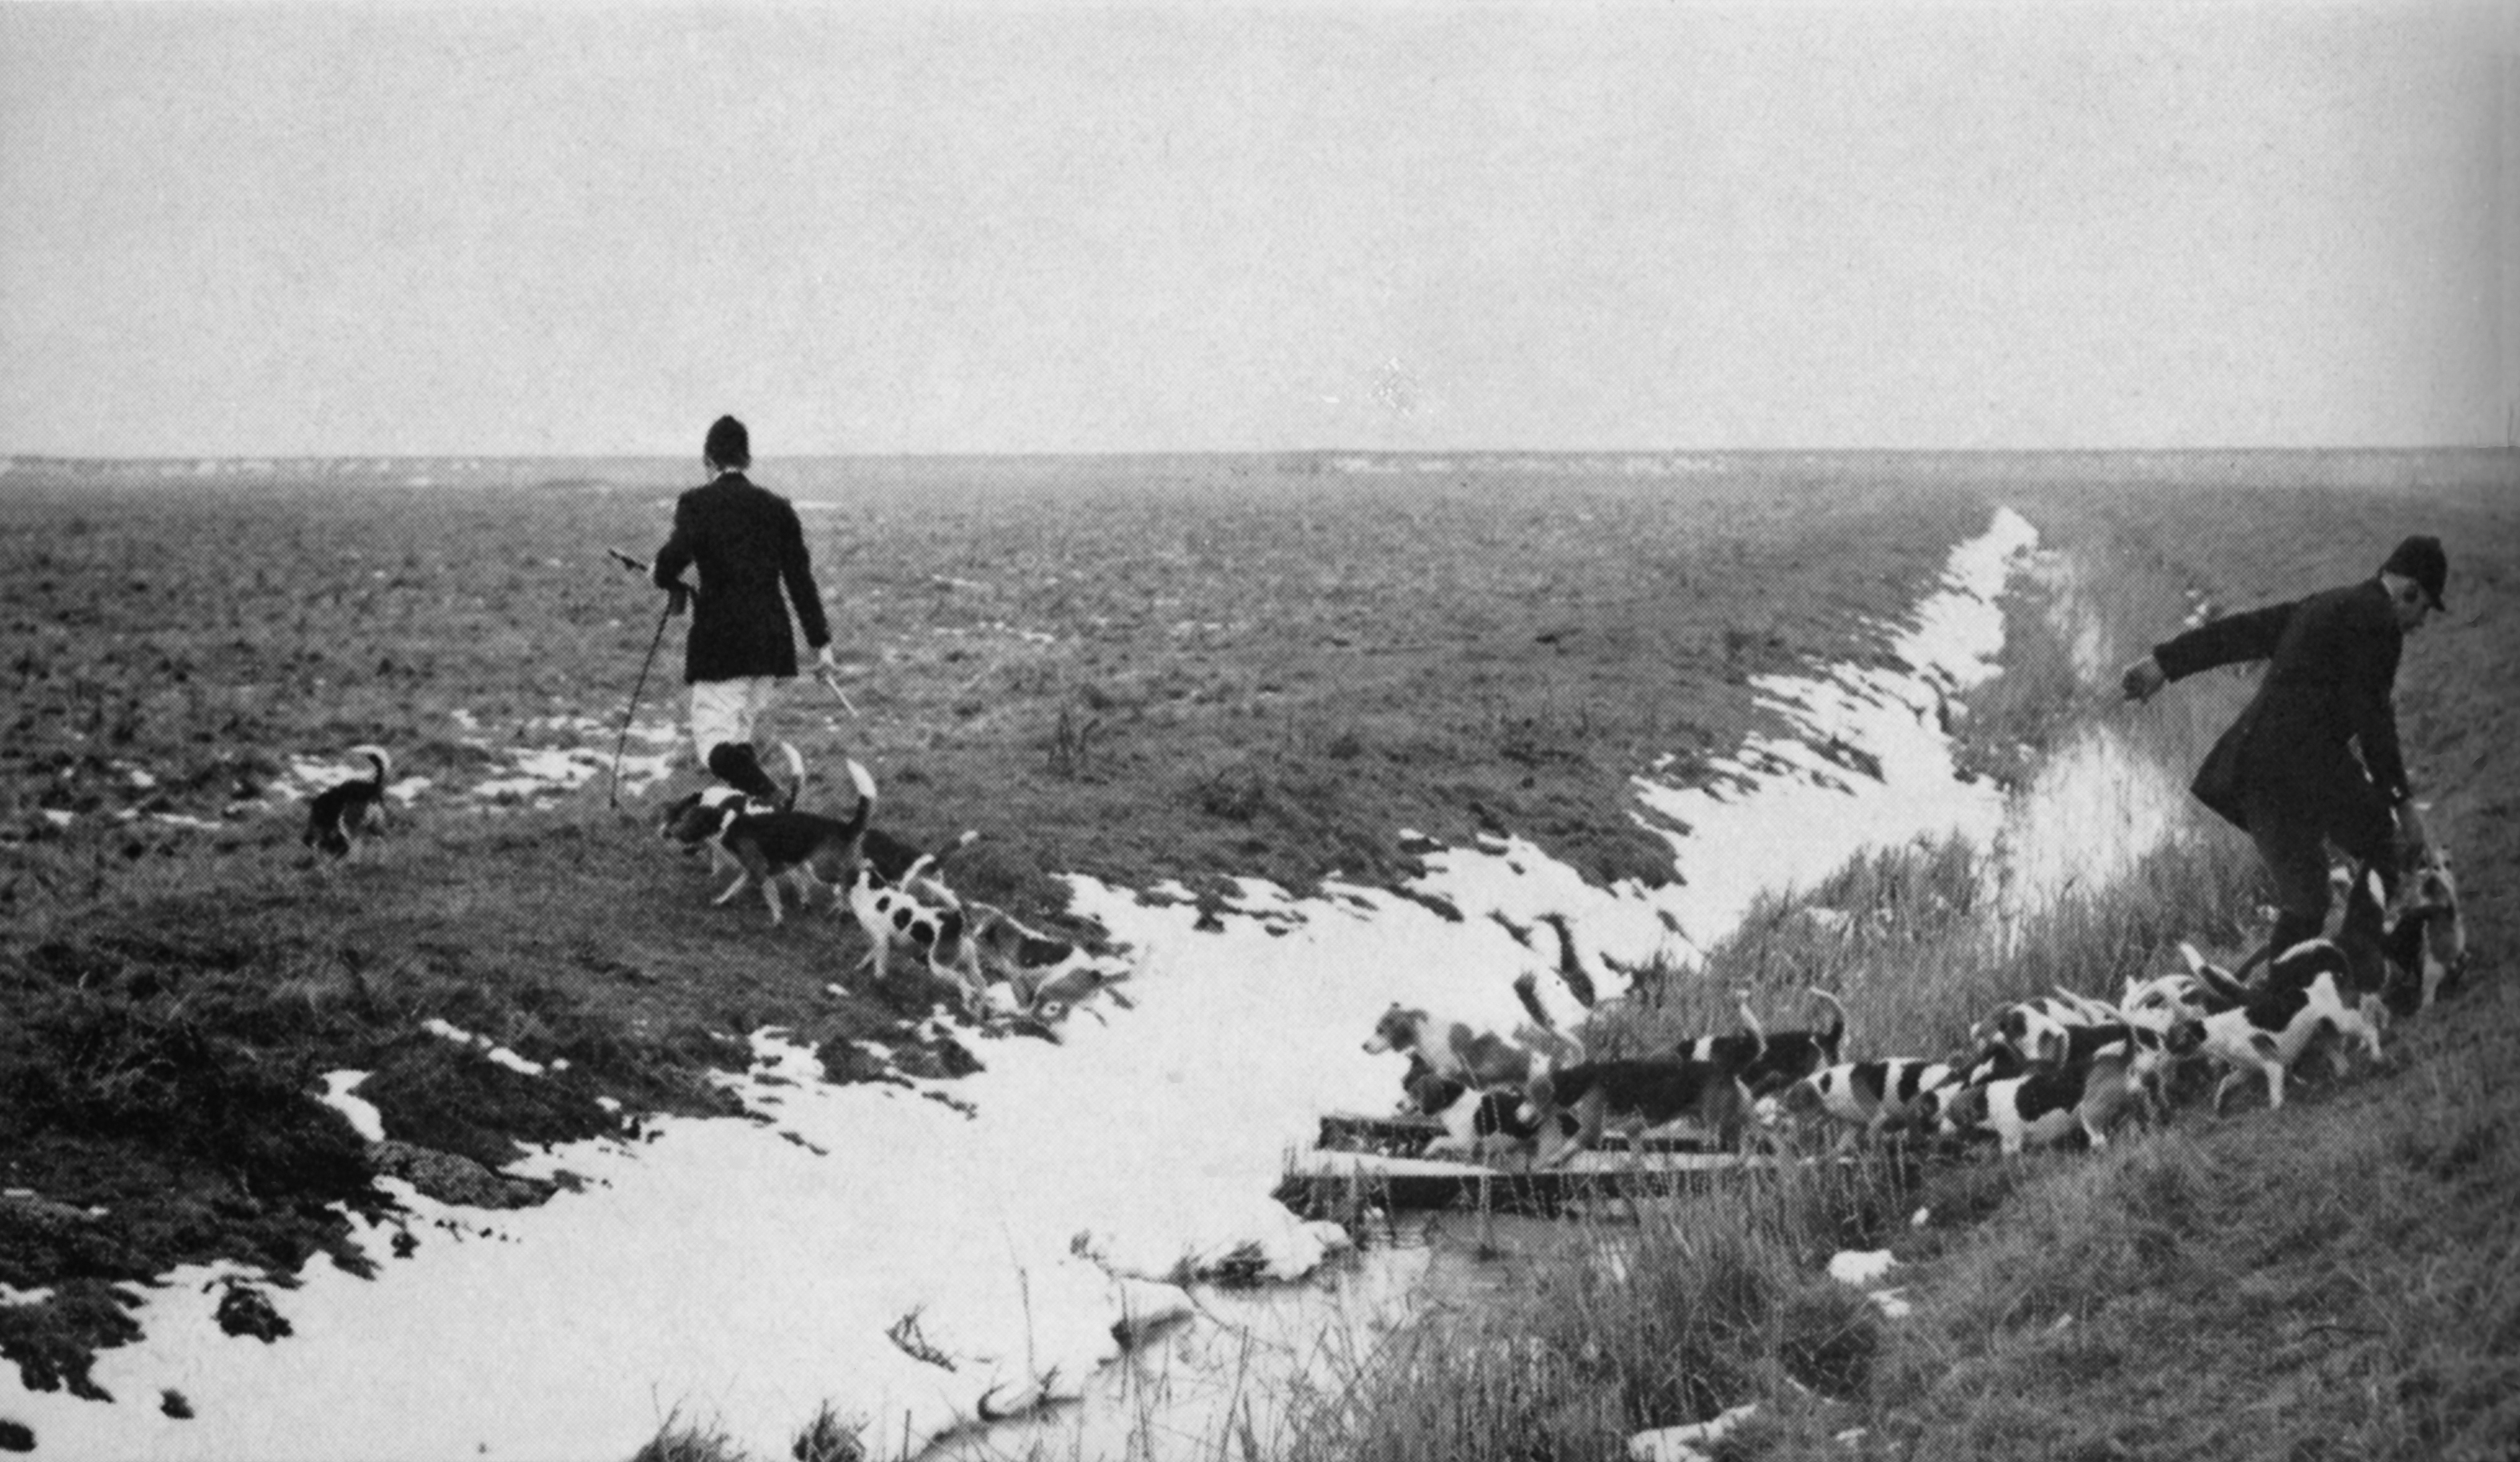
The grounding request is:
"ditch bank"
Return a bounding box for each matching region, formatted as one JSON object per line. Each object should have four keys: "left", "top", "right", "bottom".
{"left": 5, "top": 508, "right": 2083, "bottom": 1462}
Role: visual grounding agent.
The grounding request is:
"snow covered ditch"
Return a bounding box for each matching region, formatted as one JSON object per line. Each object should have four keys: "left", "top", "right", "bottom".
{"left": 5, "top": 506, "right": 2202, "bottom": 1462}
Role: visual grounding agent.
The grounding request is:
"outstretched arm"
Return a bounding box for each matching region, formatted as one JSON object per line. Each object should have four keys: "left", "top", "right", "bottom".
{"left": 2125, "top": 599, "right": 2300, "bottom": 702}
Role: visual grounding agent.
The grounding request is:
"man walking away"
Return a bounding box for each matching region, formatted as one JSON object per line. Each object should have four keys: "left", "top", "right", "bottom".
{"left": 2120, "top": 534, "right": 2446, "bottom": 963}
{"left": 653, "top": 415, "right": 837, "bottom": 801}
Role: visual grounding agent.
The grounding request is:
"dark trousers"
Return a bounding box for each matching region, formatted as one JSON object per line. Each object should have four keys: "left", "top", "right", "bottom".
{"left": 2242, "top": 781, "right": 2397, "bottom": 958}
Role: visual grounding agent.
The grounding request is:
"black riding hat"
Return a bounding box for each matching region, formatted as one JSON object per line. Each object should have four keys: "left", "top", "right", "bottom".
{"left": 705, "top": 415, "right": 751, "bottom": 471}
{"left": 2379, "top": 534, "right": 2448, "bottom": 612}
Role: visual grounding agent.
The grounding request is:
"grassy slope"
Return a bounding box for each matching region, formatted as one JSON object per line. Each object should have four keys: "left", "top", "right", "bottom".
{"left": 1859, "top": 470, "right": 2520, "bottom": 1462}
{"left": 0, "top": 456, "right": 1984, "bottom": 1409}
{"left": 1271, "top": 456, "right": 2517, "bottom": 1462}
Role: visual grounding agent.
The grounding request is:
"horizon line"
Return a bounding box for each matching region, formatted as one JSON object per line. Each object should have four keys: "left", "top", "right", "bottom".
{"left": 8, "top": 443, "right": 2513, "bottom": 465}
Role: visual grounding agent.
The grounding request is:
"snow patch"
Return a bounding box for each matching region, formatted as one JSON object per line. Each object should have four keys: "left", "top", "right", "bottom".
{"left": 320, "top": 1073, "right": 388, "bottom": 1144}
{"left": 1, "top": 510, "right": 2063, "bottom": 1462}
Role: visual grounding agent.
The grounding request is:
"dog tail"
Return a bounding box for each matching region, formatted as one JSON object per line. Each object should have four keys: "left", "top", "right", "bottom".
{"left": 1522, "top": 1067, "right": 1559, "bottom": 1118}
{"left": 2180, "top": 942, "right": 2256, "bottom": 1007}
{"left": 773, "top": 741, "right": 805, "bottom": 812}
{"left": 347, "top": 744, "right": 392, "bottom": 785}
{"left": 2228, "top": 937, "right": 2279, "bottom": 986}
{"left": 1806, "top": 987, "right": 1849, "bottom": 1049}
{"left": 839, "top": 757, "right": 877, "bottom": 831}
{"left": 1732, "top": 987, "right": 1771, "bottom": 1060}
{"left": 821, "top": 758, "right": 876, "bottom": 863}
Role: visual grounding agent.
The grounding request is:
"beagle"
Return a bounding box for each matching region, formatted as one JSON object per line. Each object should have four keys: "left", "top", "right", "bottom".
{"left": 696, "top": 759, "right": 876, "bottom": 926}
{"left": 304, "top": 746, "right": 392, "bottom": 858}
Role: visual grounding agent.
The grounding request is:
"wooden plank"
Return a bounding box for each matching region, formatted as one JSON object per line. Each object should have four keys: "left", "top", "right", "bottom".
{"left": 1316, "top": 1110, "right": 1445, "bottom": 1151}
{"left": 1313, "top": 1110, "right": 1725, "bottom": 1158}
{"left": 1274, "top": 1149, "right": 1780, "bottom": 1218}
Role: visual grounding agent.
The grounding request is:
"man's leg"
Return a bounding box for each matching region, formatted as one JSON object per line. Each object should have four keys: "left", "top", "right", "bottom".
{"left": 692, "top": 679, "right": 781, "bottom": 801}
{"left": 2329, "top": 783, "right": 2402, "bottom": 905}
{"left": 706, "top": 743, "right": 781, "bottom": 801}
{"left": 2244, "top": 786, "right": 2335, "bottom": 959}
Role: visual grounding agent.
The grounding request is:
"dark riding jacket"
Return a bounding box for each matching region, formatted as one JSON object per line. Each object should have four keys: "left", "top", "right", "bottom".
{"left": 652, "top": 471, "right": 831, "bottom": 683}
{"left": 2152, "top": 578, "right": 2408, "bottom": 848}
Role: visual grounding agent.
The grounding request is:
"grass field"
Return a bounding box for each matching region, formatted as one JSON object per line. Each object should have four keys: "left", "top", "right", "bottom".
{"left": 2, "top": 448, "right": 2513, "bottom": 1459}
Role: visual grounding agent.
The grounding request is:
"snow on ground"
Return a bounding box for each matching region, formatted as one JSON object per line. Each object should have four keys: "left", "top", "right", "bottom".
{"left": 4, "top": 511, "right": 2053, "bottom": 1462}
{"left": 318, "top": 1073, "right": 386, "bottom": 1144}
{"left": 1626, "top": 506, "right": 2037, "bottom": 955}
{"left": 84, "top": 713, "right": 693, "bottom": 832}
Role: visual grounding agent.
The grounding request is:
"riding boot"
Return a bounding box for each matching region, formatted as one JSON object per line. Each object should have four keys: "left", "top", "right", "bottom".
{"left": 706, "top": 741, "right": 782, "bottom": 802}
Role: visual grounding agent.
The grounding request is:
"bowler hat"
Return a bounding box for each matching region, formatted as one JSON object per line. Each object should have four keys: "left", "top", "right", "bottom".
{"left": 704, "top": 415, "right": 751, "bottom": 471}
{"left": 2379, "top": 534, "right": 2448, "bottom": 612}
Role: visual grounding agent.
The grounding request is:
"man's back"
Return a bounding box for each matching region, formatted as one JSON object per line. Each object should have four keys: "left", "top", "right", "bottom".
{"left": 657, "top": 471, "right": 829, "bottom": 681}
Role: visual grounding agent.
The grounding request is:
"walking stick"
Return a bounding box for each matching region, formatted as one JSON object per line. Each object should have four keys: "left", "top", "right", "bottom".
{"left": 815, "top": 665, "right": 860, "bottom": 718}
{"left": 610, "top": 594, "right": 676, "bottom": 809}
{"left": 606, "top": 547, "right": 682, "bottom": 810}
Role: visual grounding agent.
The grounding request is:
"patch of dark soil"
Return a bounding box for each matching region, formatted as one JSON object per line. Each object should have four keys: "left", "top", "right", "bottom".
{"left": 817, "top": 1040, "right": 911, "bottom": 1088}
{"left": 368, "top": 1142, "right": 562, "bottom": 1210}
{"left": 356, "top": 1038, "right": 620, "bottom": 1169}
{"left": 213, "top": 1280, "right": 292, "bottom": 1342}
{"left": 1385, "top": 885, "right": 1465, "bottom": 923}
{"left": 0, "top": 1278, "right": 142, "bottom": 1399}
{"left": 0, "top": 988, "right": 379, "bottom": 1226}
{"left": 890, "top": 1031, "right": 985, "bottom": 1081}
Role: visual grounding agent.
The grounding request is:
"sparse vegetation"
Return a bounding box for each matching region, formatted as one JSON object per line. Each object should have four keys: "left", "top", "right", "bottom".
{"left": 1271, "top": 457, "right": 2516, "bottom": 1461}
{"left": 1, "top": 449, "right": 2510, "bottom": 1457}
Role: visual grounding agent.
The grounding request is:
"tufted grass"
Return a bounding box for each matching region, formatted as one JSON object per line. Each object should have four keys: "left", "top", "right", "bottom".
{"left": 1268, "top": 455, "right": 2518, "bottom": 1462}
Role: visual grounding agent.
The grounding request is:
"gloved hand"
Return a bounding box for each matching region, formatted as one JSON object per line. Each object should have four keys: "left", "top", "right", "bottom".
{"left": 2396, "top": 799, "right": 2431, "bottom": 868}
{"left": 2120, "top": 655, "right": 2167, "bottom": 703}
{"left": 666, "top": 583, "right": 692, "bottom": 618}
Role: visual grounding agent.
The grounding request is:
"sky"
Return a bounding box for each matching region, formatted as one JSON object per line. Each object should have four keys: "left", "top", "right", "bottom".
{"left": 2, "top": 1, "right": 2511, "bottom": 457}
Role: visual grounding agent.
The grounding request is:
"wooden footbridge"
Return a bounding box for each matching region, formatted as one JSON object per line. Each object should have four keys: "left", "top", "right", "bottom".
{"left": 1272, "top": 1110, "right": 1791, "bottom": 1218}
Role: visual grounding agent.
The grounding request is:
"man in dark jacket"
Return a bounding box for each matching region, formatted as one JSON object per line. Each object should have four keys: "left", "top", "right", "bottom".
{"left": 2120, "top": 534, "right": 2446, "bottom": 960}
{"left": 652, "top": 415, "right": 837, "bottom": 801}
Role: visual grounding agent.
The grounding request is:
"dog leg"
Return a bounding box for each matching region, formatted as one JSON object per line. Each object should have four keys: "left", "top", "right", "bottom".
{"left": 2351, "top": 1009, "right": 2387, "bottom": 1067}
{"left": 2211, "top": 1066, "right": 2242, "bottom": 1116}
{"left": 713, "top": 872, "right": 753, "bottom": 907}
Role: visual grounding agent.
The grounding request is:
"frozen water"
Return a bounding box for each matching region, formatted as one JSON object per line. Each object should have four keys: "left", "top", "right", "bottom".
{"left": 4, "top": 511, "right": 2057, "bottom": 1461}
